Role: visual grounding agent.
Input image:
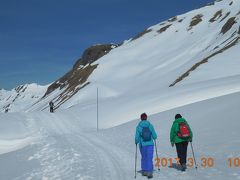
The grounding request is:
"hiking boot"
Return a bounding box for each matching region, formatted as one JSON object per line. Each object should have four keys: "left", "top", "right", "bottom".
{"left": 181, "top": 164, "right": 187, "bottom": 171}
{"left": 147, "top": 172, "right": 153, "bottom": 179}
{"left": 142, "top": 171, "right": 147, "bottom": 176}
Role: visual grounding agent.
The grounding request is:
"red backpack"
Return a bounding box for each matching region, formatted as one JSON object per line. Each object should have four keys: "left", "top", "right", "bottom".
{"left": 177, "top": 122, "right": 190, "bottom": 138}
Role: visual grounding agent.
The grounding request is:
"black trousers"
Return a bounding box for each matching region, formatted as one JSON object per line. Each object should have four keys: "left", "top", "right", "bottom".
{"left": 50, "top": 107, "right": 54, "bottom": 113}
{"left": 175, "top": 141, "right": 188, "bottom": 165}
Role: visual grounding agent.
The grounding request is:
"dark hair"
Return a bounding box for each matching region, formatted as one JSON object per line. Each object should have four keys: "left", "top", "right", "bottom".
{"left": 141, "top": 113, "right": 147, "bottom": 120}
{"left": 175, "top": 114, "right": 182, "bottom": 119}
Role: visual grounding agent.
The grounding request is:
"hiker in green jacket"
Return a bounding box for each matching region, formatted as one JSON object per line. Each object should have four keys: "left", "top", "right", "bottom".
{"left": 170, "top": 114, "right": 193, "bottom": 171}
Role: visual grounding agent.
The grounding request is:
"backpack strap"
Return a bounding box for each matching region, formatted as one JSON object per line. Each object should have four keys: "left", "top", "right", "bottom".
{"left": 139, "top": 123, "right": 151, "bottom": 132}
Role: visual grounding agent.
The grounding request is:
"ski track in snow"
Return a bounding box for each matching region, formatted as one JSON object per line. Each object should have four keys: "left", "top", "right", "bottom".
{"left": 15, "top": 114, "right": 131, "bottom": 180}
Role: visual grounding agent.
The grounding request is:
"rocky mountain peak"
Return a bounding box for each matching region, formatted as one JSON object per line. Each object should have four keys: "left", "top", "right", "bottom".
{"left": 73, "top": 44, "right": 117, "bottom": 69}
{"left": 41, "top": 44, "right": 117, "bottom": 109}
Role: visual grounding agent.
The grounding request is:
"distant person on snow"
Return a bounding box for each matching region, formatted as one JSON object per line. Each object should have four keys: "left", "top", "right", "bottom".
{"left": 135, "top": 113, "right": 157, "bottom": 179}
{"left": 170, "top": 114, "right": 193, "bottom": 171}
{"left": 49, "top": 101, "right": 54, "bottom": 113}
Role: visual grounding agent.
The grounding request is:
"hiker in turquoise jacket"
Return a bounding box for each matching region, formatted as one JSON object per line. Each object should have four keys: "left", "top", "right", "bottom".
{"left": 170, "top": 114, "right": 193, "bottom": 171}
{"left": 135, "top": 113, "right": 157, "bottom": 178}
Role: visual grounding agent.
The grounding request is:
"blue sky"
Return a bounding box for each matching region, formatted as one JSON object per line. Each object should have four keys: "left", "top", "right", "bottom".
{"left": 0, "top": 0, "right": 213, "bottom": 90}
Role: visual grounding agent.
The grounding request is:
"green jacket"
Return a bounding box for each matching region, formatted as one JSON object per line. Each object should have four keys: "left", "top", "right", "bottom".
{"left": 170, "top": 118, "right": 193, "bottom": 144}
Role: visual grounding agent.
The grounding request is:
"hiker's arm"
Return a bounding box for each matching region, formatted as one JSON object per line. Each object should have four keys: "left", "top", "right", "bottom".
{"left": 186, "top": 121, "right": 193, "bottom": 142}
{"left": 135, "top": 127, "right": 140, "bottom": 144}
{"left": 170, "top": 123, "right": 176, "bottom": 144}
{"left": 151, "top": 125, "right": 157, "bottom": 140}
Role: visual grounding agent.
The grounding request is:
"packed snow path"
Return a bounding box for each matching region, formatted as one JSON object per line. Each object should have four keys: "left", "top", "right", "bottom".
{"left": 15, "top": 113, "right": 131, "bottom": 180}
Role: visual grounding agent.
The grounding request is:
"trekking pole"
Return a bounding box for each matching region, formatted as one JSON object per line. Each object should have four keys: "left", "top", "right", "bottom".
{"left": 190, "top": 141, "right": 197, "bottom": 170}
{"left": 154, "top": 139, "right": 160, "bottom": 171}
{"left": 134, "top": 144, "right": 137, "bottom": 179}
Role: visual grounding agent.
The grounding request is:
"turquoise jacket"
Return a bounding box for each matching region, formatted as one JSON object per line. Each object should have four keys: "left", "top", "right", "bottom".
{"left": 135, "top": 120, "right": 157, "bottom": 147}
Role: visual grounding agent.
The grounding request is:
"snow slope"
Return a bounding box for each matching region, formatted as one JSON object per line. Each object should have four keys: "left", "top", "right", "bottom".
{"left": 0, "top": 91, "right": 240, "bottom": 179}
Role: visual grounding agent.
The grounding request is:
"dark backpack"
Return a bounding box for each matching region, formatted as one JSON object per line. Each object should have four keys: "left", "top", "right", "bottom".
{"left": 177, "top": 122, "right": 190, "bottom": 138}
{"left": 141, "top": 125, "right": 152, "bottom": 142}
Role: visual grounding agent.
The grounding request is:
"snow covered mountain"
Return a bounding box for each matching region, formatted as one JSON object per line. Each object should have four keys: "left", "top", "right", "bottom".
{"left": 31, "top": 0, "right": 240, "bottom": 127}
{"left": 1, "top": 0, "right": 240, "bottom": 116}
{"left": 0, "top": 44, "right": 117, "bottom": 113}
{"left": 0, "top": 84, "right": 48, "bottom": 113}
{"left": 1, "top": 0, "right": 240, "bottom": 179}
